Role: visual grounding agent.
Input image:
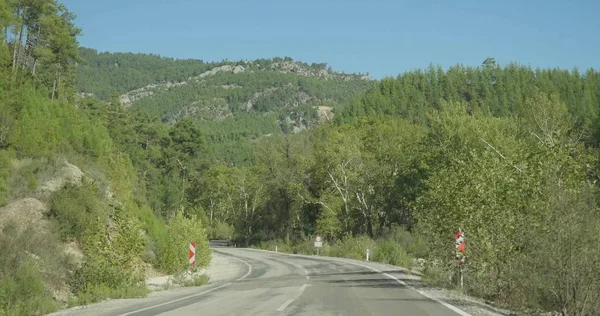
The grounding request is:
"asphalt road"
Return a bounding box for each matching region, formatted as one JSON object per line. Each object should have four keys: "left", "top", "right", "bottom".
{"left": 57, "top": 247, "right": 470, "bottom": 316}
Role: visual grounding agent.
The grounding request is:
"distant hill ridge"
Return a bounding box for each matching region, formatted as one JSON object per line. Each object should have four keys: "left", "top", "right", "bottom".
{"left": 75, "top": 47, "right": 376, "bottom": 132}
{"left": 76, "top": 47, "right": 373, "bottom": 102}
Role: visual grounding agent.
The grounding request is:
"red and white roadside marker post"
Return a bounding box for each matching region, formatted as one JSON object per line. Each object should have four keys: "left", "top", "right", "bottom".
{"left": 189, "top": 242, "right": 196, "bottom": 270}
{"left": 455, "top": 229, "right": 466, "bottom": 291}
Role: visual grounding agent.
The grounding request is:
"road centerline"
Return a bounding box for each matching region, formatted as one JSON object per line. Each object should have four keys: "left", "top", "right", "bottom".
{"left": 277, "top": 299, "right": 294, "bottom": 312}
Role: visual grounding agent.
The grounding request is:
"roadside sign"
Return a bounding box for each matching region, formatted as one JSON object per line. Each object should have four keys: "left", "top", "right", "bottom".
{"left": 314, "top": 235, "right": 323, "bottom": 248}
{"left": 189, "top": 242, "right": 196, "bottom": 266}
{"left": 454, "top": 231, "right": 465, "bottom": 265}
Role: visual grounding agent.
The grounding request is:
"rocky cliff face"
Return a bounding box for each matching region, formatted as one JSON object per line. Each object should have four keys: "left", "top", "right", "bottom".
{"left": 118, "top": 60, "right": 373, "bottom": 107}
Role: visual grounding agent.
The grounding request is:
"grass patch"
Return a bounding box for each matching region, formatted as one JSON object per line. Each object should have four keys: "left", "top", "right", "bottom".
{"left": 179, "top": 274, "right": 210, "bottom": 287}
{"left": 255, "top": 233, "right": 415, "bottom": 271}
{"left": 68, "top": 284, "right": 148, "bottom": 307}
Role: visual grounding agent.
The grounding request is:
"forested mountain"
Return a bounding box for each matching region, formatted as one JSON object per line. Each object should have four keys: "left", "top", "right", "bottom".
{"left": 75, "top": 48, "right": 375, "bottom": 166}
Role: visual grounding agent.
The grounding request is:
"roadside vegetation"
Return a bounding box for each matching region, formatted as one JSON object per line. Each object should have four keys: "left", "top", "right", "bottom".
{"left": 2, "top": 0, "right": 600, "bottom": 315}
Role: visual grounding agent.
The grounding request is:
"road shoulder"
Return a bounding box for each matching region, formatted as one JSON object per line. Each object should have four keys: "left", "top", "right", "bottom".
{"left": 48, "top": 250, "right": 247, "bottom": 316}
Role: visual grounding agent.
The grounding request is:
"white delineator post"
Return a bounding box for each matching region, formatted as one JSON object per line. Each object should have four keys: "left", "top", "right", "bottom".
{"left": 366, "top": 248, "right": 370, "bottom": 261}
{"left": 189, "top": 242, "right": 196, "bottom": 268}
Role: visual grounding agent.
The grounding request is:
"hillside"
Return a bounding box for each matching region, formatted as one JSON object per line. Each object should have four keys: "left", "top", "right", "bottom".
{"left": 0, "top": 1, "right": 213, "bottom": 314}
{"left": 75, "top": 49, "right": 376, "bottom": 166}
{"left": 76, "top": 48, "right": 374, "bottom": 129}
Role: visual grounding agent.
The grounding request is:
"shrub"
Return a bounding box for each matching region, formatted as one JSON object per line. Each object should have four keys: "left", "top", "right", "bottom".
{"left": 69, "top": 208, "right": 147, "bottom": 305}
{"left": 49, "top": 180, "right": 105, "bottom": 240}
{"left": 329, "top": 235, "right": 375, "bottom": 260}
{"left": 0, "top": 260, "right": 57, "bottom": 316}
{"left": 0, "top": 221, "right": 68, "bottom": 315}
{"left": 385, "top": 225, "right": 430, "bottom": 259}
{"left": 210, "top": 221, "right": 234, "bottom": 240}
{"left": 156, "top": 209, "right": 211, "bottom": 274}
{"left": 373, "top": 239, "right": 412, "bottom": 269}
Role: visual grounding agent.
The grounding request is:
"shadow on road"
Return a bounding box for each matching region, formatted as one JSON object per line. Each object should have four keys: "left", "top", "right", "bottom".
{"left": 308, "top": 269, "right": 405, "bottom": 277}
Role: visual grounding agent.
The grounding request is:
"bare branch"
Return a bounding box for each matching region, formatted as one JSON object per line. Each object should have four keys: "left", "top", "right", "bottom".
{"left": 479, "top": 137, "right": 523, "bottom": 174}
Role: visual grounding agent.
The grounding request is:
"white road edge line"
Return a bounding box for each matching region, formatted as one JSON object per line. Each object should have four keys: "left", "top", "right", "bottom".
{"left": 245, "top": 248, "right": 474, "bottom": 316}
{"left": 120, "top": 282, "right": 232, "bottom": 316}
{"left": 227, "top": 255, "right": 252, "bottom": 281}
{"left": 322, "top": 261, "right": 472, "bottom": 316}
{"left": 276, "top": 299, "right": 294, "bottom": 312}
{"left": 299, "top": 284, "right": 308, "bottom": 293}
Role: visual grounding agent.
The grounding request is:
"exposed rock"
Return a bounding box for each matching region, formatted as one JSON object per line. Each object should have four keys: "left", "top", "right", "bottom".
{"left": 64, "top": 241, "right": 84, "bottom": 269}
{"left": 116, "top": 59, "right": 372, "bottom": 109}
{"left": 0, "top": 198, "right": 48, "bottom": 233}
{"left": 38, "top": 162, "right": 83, "bottom": 194}
{"left": 317, "top": 106, "right": 335, "bottom": 122}
{"left": 233, "top": 65, "right": 245, "bottom": 74}
{"left": 197, "top": 65, "right": 233, "bottom": 78}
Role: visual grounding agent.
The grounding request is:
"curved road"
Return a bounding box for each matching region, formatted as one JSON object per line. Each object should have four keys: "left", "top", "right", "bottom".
{"left": 59, "top": 248, "right": 470, "bottom": 316}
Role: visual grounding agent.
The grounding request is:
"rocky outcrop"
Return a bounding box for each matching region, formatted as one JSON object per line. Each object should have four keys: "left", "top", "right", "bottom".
{"left": 120, "top": 81, "right": 187, "bottom": 107}
{"left": 0, "top": 197, "right": 47, "bottom": 233}
{"left": 38, "top": 162, "right": 84, "bottom": 194}
{"left": 117, "top": 59, "right": 371, "bottom": 107}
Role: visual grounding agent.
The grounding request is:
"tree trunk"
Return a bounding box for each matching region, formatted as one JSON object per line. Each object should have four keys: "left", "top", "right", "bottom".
{"left": 366, "top": 213, "right": 374, "bottom": 238}
{"left": 32, "top": 58, "right": 37, "bottom": 78}
{"left": 30, "top": 27, "right": 42, "bottom": 78}
{"left": 22, "top": 27, "right": 31, "bottom": 70}
{"left": 51, "top": 75, "right": 57, "bottom": 100}
{"left": 12, "top": 23, "right": 24, "bottom": 73}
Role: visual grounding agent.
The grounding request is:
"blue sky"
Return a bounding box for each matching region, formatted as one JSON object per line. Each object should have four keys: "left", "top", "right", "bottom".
{"left": 61, "top": 0, "right": 600, "bottom": 79}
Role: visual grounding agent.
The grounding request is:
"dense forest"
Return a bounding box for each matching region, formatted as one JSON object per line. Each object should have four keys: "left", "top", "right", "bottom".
{"left": 75, "top": 48, "right": 375, "bottom": 166}
{"left": 2, "top": 1, "right": 600, "bottom": 316}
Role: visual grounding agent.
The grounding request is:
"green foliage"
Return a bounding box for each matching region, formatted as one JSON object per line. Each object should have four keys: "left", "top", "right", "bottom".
{"left": 329, "top": 235, "right": 376, "bottom": 260}
{"left": 8, "top": 92, "right": 112, "bottom": 160}
{"left": 71, "top": 209, "right": 147, "bottom": 304}
{"left": 0, "top": 151, "right": 13, "bottom": 206}
{"left": 372, "top": 239, "right": 412, "bottom": 269}
{"left": 0, "top": 221, "right": 69, "bottom": 316}
{"left": 49, "top": 181, "right": 105, "bottom": 240}
{"left": 208, "top": 221, "right": 234, "bottom": 240}
{"left": 381, "top": 225, "right": 430, "bottom": 259}
{"left": 156, "top": 210, "right": 211, "bottom": 274}
{"left": 0, "top": 260, "right": 57, "bottom": 316}
{"left": 76, "top": 48, "right": 227, "bottom": 99}
{"left": 175, "top": 274, "right": 210, "bottom": 288}
{"left": 338, "top": 64, "right": 600, "bottom": 136}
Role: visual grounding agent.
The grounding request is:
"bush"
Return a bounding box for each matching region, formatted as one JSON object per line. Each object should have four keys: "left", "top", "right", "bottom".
{"left": 329, "top": 235, "right": 375, "bottom": 260}
{"left": 209, "top": 221, "right": 234, "bottom": 240}
{"left": 0, "top": 150, "right": 11, "bottom": 207}
{"left": 384, "top": 225, "right": 430, "bottom": 259}
{"left": 156, "top": 209, "right": 211, "bottom": 274}
{"left": 7, "top": 157, "right": 48, "bottom": 201}
{"left": 373, "top": 239, "right": 412, "bottom": 269}
{"left": 49, "top": 180, "right": 105, "bottom": 240}
{"left": 257, "top": 239, "right": 293, "bottom": 253}
{"left": 0, "top": 221, "right": 68, "bottom": 315}
{"left": 69, "top": 208, "right": 147, "bottom": 305}
{"left": 0, "top": 260, "right": 57, "bottom": 316}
